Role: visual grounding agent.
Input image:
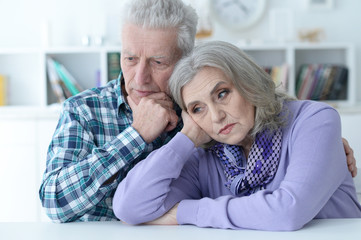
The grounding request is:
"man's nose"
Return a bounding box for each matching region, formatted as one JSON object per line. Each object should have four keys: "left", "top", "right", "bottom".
{"left": 134, "top": 60, "right": 151, "bottom": 85}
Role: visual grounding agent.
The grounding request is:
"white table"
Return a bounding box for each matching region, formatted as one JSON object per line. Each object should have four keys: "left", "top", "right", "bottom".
{"left": 1, "top": 219, "right": 360, "bottom": 240}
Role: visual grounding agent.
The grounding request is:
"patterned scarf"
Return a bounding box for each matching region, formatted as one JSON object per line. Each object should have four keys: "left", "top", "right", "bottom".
{"left": 210, "top": 128, "right": 282, "bottom": 196}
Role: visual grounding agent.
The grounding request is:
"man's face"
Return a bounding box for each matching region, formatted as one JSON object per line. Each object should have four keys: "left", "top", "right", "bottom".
{"left": 121, "top": 23, "right": 182, "bottom": 105}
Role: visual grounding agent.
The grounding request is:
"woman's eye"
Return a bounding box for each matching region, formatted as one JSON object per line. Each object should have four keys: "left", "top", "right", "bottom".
{"left": 192, "top": 106, "right": 202, "bottom": 114}
{"left": 218, "top": 90, "right": 229, "bottom": 99}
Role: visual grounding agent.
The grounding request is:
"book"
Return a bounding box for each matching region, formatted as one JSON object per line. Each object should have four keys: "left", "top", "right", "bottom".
{"left": 47, "top": 57, "right": 85, "bottom": 101}
{"left": 0, "top": 74, "right": 7, "bottom": 106}
{"left": 308, "top": 65, "right": 324, "bottom": 100}
{"left": 297, "top": 64, "right": 315, "bottom": 99}
{"left": 53, "top": 61, "right": 81, "bottom": 96}
{"left": 328, "top": 66, "right": 348, "bottom": 100}
{"left": 295, "top": 64, "right": 308, "bottom": 97}
{"left": 46, "top": 58, "right": 66, "bottom": 103}
{"left": 320, "top": 66, "right": 338, "bottom": 100}
{"left": 311, "top": 65, "right": 331, "bottom": 100}
{"left": 264, "top": 64, "right": 288, "bottom": 91}
{"left": 107, "top": 52, "right": 121, "bottom": 82}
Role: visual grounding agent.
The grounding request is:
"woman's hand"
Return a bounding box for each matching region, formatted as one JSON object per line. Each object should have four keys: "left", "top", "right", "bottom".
{"left": 342, "top": 138, "right": 357, "bottom": 177}
{"left": 180, "top": 111, "right": 211, "bottom": 147}
{"left": 144, "top": 203, "right": 179, "bottom": 225}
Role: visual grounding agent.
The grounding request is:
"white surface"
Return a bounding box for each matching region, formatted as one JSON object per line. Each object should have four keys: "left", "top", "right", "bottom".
{"left": 0, "top": 107, "right": 59, "bottom": 222}
{"left": 0, "top": 219, "right": 361, "bottom": 240}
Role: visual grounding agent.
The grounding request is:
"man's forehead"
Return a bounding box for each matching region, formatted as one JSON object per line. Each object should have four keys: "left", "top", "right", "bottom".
{"left": 121, "top": 23, "right": 180, "bottom": 57}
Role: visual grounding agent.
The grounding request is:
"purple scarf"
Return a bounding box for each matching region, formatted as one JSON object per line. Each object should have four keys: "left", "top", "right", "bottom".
{"left": 210, "top": 128, "right": 282, "bottom": 196}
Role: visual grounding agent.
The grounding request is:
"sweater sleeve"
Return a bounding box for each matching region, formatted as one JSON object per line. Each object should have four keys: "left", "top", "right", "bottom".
{"left": 112, "top": 133, "right": 202, "bottom": 224}
{"left": 178, "top": 106, "right": 351, "bottom": 231}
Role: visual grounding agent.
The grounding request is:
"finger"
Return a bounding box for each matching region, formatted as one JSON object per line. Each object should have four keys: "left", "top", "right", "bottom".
{"left": 164, "top": 110, "right": 179, "bottom": 132}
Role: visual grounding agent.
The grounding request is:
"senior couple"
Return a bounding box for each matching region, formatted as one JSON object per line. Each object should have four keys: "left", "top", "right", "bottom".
{"left": 40, "top": 0, "right": 361, "bottom": 230}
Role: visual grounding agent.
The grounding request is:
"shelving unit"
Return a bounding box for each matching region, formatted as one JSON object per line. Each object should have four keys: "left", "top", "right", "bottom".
{"left": 239, "top": 42, "right": 356, "bottom": 106}
{"left": 0, "top": 43, "right": 356, "bottom": 108}
{"left": 0, "top": 46, "right": 122, "bottom": 107}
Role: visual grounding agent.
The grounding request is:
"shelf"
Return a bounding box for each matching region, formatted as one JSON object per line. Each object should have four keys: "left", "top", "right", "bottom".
{"left": 0, "top": 43, "right": 356, "bottom": 107}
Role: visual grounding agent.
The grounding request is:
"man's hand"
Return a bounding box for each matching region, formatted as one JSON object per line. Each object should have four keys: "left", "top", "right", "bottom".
{"left": 180, "top": 111, "right": 211, "bottom": 147}
{"left": 144, "top": 203, "right": 179, "bottom": 225}
{"left": 128, "top": 93, "right": 178, "bottom": 143}
{"left": 342, "top": 138, "right": 357, "bottom": 177}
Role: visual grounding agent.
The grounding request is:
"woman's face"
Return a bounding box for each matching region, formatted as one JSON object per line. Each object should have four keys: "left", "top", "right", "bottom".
{"left": 181, "top": 67, "right": 255, "bottom": 146}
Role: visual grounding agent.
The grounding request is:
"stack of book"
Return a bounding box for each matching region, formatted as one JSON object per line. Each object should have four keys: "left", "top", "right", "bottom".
{"left": 264, "top": 64, "right": 288, "bottom": 91}
{"left": 47, "top": 58, "right": 84, "bottom": 103}
{"left": 0, "top": 74, "right": 6, "bottom": 106}
{"left": 296, "top": 64, "right": 348, "bottom": 101}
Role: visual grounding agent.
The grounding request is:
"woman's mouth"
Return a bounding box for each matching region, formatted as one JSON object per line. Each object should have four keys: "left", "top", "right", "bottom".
{"left": 218, "top": 123, "right": 236, "bottom": 135}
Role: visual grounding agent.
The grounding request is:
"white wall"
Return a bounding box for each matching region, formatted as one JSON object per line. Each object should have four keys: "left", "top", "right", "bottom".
{"left": 0, "top": 0, "right": 360, "bottom": 102}
{"left": 1, "top": 0, "right": 361, "bottom": 103}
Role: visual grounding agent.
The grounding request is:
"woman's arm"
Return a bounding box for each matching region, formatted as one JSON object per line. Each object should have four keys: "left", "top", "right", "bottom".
{"left": 112, "top": 133, "right": 203, "bottom": 225}
{"left": 177, "top": 106, "right": 355, "bottom": 230}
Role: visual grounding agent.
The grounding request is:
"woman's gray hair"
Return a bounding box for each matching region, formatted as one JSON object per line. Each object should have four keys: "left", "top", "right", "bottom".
{"left": 169, "top": 41, "right": 294, "bottom": 137}
{"left": 120, "top": 0, "right": 198, "bottom": 56}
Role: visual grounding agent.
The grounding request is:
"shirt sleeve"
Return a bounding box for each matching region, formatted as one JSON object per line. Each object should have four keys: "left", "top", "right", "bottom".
{"left": 39, "top": 101, "right": 147, "bottom": 222}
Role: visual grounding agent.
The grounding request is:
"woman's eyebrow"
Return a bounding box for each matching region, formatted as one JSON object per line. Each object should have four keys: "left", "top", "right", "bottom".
{"left": 186, "top": 81, "right": 227, "bottom": 109}
{"left": 210, "top": 81, "right": 227, "bottom": 96}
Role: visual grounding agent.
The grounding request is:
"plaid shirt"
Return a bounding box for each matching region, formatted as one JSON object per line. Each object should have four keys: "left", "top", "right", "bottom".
{"left": 39, "top": 74, "right": 182, "bottom": 222}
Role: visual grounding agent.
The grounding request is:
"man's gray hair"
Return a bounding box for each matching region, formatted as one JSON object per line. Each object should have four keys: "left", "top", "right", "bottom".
{"left": 121, "top": 0, "right": 198, "bottom": 56}
{"left": 169, "top": 41, "right": 294, "bottom": 137}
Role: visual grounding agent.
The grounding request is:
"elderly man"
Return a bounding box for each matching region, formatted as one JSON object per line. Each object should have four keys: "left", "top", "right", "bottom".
{"left": 39, "top": 0, "right": 357, "bottom": 223}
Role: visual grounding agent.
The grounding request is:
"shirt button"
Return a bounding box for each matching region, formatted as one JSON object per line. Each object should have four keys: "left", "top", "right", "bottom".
{"left": 134, "top": 148, "right": 139, "bottom": 154}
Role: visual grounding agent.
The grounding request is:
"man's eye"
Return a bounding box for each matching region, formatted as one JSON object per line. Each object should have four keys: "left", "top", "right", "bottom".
{"left": 151, "top": 59, "right": 168, "bottom": 69}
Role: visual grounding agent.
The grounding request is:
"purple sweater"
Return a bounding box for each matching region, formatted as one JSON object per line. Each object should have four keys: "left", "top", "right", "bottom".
{"left": 113, "top": 100, "right": 361, "bottom": 231}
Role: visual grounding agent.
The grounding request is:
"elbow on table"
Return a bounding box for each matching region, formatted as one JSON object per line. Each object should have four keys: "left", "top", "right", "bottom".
{"left": 112, "top": 197, "right": 147, "bottom": 225}
{"left": 266, "top": 208, "right": 311, "bottom": 231}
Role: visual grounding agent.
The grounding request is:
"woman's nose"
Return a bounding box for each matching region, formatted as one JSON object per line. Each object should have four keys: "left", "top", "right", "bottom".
{"left": 209, "top": 105, "right": 226, "bottom": 123}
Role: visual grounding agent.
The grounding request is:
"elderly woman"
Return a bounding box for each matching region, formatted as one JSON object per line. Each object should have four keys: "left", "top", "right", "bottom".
{"left": 113, "top": 41, "right": 361, "bottom": 231}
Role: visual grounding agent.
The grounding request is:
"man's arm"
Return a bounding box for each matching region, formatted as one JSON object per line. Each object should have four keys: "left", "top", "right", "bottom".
{"left": 39, "top": 104, "right": 146, "bottom": 222}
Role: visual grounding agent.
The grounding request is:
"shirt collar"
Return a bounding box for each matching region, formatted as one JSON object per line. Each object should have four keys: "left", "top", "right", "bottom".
{"left": 116, "top": 72, "right": 132, "bottom": 117}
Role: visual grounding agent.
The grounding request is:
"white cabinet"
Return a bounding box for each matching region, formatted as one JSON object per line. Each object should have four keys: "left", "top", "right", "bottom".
{"left": 0, "top": 107, "right": 59, "bottom": 222}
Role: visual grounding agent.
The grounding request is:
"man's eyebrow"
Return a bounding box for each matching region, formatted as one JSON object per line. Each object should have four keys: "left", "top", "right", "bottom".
{"left": 122, "top": 50, "right": 136, "bottom": 56}
{"left": 151, "top": 55, "right": 168, "bottom": 59}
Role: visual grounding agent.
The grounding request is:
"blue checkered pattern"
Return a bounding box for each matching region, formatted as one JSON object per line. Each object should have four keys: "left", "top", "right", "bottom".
{"left": 39, "top": 73, "right": 182, "bottom": 222}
